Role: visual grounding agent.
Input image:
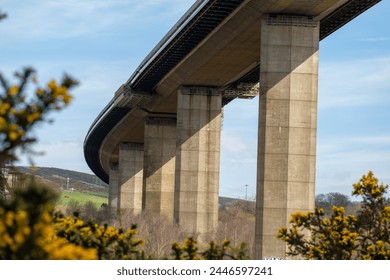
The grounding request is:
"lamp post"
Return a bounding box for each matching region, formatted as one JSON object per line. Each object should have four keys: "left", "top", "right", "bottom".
{"left": 245, "top": 184, "right": 248, "bottom": 201}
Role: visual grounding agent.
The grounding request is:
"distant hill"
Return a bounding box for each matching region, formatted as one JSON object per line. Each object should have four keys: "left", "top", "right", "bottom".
{"left": 220, "top": 196, "right": 249, "bottom": 208}
{"left": 13, "top": 166, "right": 250, "bottom": 208}
{"left": 15, "top": 166, "right": 108, "bottom": 193}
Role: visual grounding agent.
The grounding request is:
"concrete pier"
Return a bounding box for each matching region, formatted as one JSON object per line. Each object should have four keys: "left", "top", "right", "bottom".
{"left": 118, "top": 142, "right": 144, "bottom": 215}
{"left": 255, "top": 15, "right": 319, "bottom": 259}
{"left": 174, "top": 87, "right": 222, "bottom": 241}
{"left": 143, "top": 117, "right": 177, "bottom": 221}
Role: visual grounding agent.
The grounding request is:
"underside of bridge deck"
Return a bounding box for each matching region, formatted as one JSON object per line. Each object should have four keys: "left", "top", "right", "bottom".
{"left": 84, "top": 0, "right": 382, "bottom": 259}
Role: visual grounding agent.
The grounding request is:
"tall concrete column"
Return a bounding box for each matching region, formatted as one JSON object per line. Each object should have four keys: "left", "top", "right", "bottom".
{"left": 118, "top": 142, "right": 144, "bottom": 215}
{"left": 108, "top": 162, "right": 119, "bottom": 217}
{"left": 255, "top": 15, "right": 319, "bottom": 259}
{"left": 143, "top": 116, "right": 176, "bottom": 221}
{"left": 175, "top": 87, "right": 222, "bottom": 241}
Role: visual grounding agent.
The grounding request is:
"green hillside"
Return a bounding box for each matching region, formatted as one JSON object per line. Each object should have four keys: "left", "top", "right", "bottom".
{"left": 58, "top": 190, "right": 108, "bottom": 208}
{"left": 11, "top": 166, "right": 247, "bottom": 210}
{"left": 15, "top": 166, "right": 107, "bottom": 192}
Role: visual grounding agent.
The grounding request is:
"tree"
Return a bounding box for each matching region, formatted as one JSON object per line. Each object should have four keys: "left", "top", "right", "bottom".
{"left": 216, "top": 200, "right": 255, "bottom": 258}
{"left": 114, "top": 210, "right": 187, "bottom": 259}
{"left": 315, "top": 192, "right": 352, "bottom": 216}
{"left": 277, "top": 171, "right": 390, "bottom": 259}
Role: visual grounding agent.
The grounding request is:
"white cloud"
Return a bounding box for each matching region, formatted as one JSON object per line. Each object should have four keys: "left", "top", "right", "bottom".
{"left": 16, "top": 138, "right": 91, "bottom": 173}
{"left": 220, "top": 125, "right": 258, "bottom": 199}
{"left": 318, "top": 135, "right": 390, "bottom": 153}
{"left": 0, "top": 0, "right": 193, "bottom": 41}
{"left": 316, "top": 134, "right": 390, "bottom": 197}
{"left": 221, "top": 131, "right": 247, "bottom": 153}
{"left": 319, "top": 56, "right": 390, "bottom": 110}
{"left": 357, "top": 37, "right": 390, "bottom": 42}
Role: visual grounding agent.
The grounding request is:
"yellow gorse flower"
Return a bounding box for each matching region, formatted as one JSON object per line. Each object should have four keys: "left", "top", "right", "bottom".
{"left": 36, "top": 88, "right": 44, "bottom": 96}
{"left": 47, "top": 79, "right": 57, "bottom": 90}
{"left": 0, "top": 205, "right": 99, "bottom": 260}
{"left": 0, "top": 117, "right": 6, "bottom": 130}
{"left": 0, "top": 102, "right": 11, "bottom": 114}
{"left": 26, "top": 111, "right": 41, "bottom": 123}
{"left": 53, "top": 86, "right": 73, "bottom": 105}
{"left": 8, "top": 85, "right": 18, "bottom": 96}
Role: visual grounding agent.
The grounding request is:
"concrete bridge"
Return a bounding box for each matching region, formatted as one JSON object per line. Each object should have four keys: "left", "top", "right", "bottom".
{"left": 84, "top": 0, "right": 381, "bottom": 259}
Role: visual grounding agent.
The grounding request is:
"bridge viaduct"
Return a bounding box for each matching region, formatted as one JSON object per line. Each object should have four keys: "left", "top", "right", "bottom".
{"left": 84, "top": 0, "right": 381, "bottom": 259}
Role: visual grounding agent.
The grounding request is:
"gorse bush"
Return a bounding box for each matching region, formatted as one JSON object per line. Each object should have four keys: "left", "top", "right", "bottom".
{"left": 0, "top": 184, "right": 96, "bottom": 259}
{"left": 172, "top": 237, "right": 247, "bottom": 260}
{"left": 52, "top": 213, "right": 146, "bottom": 260}
{"left": 0, "top": 184, "right": 147, "bottom": 260}
{"left": 0, "top": 68, "right": 78, "bottom": 196}
{"left": 277, "top": 171, "right": 390, "bottom": 260}
{"left": 0, "top": 68, "right": 77, "bottom": 166}
{"left": 0, "top": 183, "right": 249, "bottom": 260}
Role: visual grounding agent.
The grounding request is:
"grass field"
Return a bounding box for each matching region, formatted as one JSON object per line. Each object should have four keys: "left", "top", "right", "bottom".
{"left": 58, "top": 190, "right": 108, "bottom": 208}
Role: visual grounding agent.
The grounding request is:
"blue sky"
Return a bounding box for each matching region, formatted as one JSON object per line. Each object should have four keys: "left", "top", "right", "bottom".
{"left": 1, "top": 0, "right": 390, "bottom": 200}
